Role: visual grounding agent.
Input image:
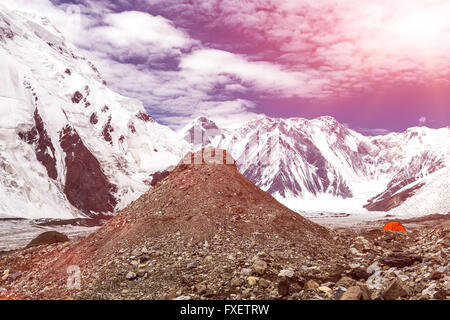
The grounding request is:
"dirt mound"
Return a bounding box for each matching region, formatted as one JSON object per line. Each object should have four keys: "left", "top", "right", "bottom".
{"left": 72, "top": 147, "right": 331, "bottom": 254}
{"left": 0, "top": 148, "right": 339, "bottom": 299}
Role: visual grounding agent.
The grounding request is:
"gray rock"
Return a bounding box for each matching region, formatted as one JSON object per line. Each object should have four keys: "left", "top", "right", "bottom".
{"left": 241, "top": 268, "right": 252, "bottom": 276}
{"left": 181, "top": 275, "right": 192, "bottom": 284}
{"left": 252, "top": 259, "right": 267, "bottom": 275}
{"left": 436, "top": 266, "right": 447, "bottom": 273}
{"left": 126, "top": 272, "right": 137, "bottom": 280}
{"left": 187, "top": 261, "right": 198, "bottom": 269}
{"left": 173, "top": 295, "right": 192, "bottom": 300}
{"left": 278, "top": 269, "right": 294, "bottom": 278}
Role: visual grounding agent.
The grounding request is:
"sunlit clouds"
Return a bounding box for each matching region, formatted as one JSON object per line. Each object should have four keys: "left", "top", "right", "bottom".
{"left": 1, "top": 0, "right": 449, "bottom": 131}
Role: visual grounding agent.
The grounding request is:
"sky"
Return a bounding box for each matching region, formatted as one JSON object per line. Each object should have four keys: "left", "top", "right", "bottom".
{"left": 2, "top": 0, "right": 450, "bottom": 133}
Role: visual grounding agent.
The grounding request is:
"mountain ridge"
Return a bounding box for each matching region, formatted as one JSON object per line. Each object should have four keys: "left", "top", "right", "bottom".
{"left": 180, "top": 115, "right": 449, "bottom": 215}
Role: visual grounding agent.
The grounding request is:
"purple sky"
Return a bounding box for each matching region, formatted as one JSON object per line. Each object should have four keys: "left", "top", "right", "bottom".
{"left": 4, "top": 0, "right": 450, "bottom": 133}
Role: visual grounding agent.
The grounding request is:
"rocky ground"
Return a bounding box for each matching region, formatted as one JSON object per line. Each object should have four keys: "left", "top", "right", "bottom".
{"left": 0, "top": 149, "right": 449, "bottom": 300}
{"left": 1, "top": 219, "right": 448, "bottom": 300}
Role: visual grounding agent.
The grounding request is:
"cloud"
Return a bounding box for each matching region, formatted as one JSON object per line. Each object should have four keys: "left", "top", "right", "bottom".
{"left": 1, "top": 1, "right": 258, "bottom": 128}
{"left": 146, "top": 0, "right": 450, "bottom": 93}
{"left": 357, "top": 128, "right": 391, "bottom": 136}
{"left": 4, "top": 0, "right": 450, "bottom": 130}
{"left": 159, "top": 99, "right": 258, "bottom": 129}
{"left": 179, "top": 49, "right": 325, "bottom": 97}
{"left": 86, "top": 51, "right": 260, "bottom": 130}
{"left": 89, "top": 11, "right": 195, "bottom": 59}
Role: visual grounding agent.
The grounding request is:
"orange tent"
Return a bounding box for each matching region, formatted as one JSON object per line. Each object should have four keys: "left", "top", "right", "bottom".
{"left": 383, "top": 221, "right": 407, "bottom": 232}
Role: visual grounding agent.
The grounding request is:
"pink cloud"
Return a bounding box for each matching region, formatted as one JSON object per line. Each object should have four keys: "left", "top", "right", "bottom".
{"left": 4, "top": 0, "right": 449, "bottom": 129}
{"left": 156, "top": 0, "right": 450, "bottom": 94}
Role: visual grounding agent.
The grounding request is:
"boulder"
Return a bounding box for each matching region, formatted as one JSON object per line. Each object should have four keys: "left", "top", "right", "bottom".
{"left": 26, "top": 231, "right": 69, "bottom": 248}
{"left": 252, "top": 259, "right": 267, "bottom": 275}
{"left": 278, "top": 269, "right": 295, "bottom": 278}
{"left": 318, "top": 286, "right": 332, "bottom": 294}
{"left": 335, "top": 276, "right": 357, "bottom": 288}
{"left": 382, "top": 278, "right": 410, "bottom": 300}
{"left": 126, "top": 272, "right": 137, "bottom": 280}
{"left": 349, "top": 268, "right": 370, "bottom": 281}
{"left": 340, "top": 285, "right": 371, "bottom": 300}
{"left": 247, "top": 276, "right": 259, "bottom": 286}
{"left": 278, "top": 279, "right": 290, "bottom": 296}
{"left": 187, "top": 261, "right": 198, "bottom": 269}
{"left": 240, "top": 268, "right": 252, "bottom": 276}
{"left": 380, "top": 252, "right": 422, "bottom": 268}
{"left": 304, "top": 279, "right": 319, "bottom": 290}
{"left": 340, "top": 286, "right": 364, "bottom": 300}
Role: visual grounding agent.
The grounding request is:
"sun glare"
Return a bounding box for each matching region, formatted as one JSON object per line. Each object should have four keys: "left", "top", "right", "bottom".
{"left": 389, "top": 11, "right": 447, "bottom": 44}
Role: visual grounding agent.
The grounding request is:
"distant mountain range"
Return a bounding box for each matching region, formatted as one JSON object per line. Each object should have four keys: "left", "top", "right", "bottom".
{"left": 0, "top": 5, "right": 448, "bottom": 220}
{"left": 180, "top": 116, "right": 449, "bottom": 216}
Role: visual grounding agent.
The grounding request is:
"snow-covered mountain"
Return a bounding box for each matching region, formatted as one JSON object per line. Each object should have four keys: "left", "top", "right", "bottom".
{"left": 179, "top": 116, "right": 226, "bottom": 148}
{"left": 180, "top": 116, "right": 449, "bottom": 215}
{"left": 0, "top": 5, "right": 189, "bottom": 219}
{"left": 363, "top": 128, "right": 449, "bottom": 214}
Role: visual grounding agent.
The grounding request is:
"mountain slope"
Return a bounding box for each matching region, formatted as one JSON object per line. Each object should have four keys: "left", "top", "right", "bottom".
{"left": 0, "top": 5, "right": 188, "bottom": 219}
{"left": 364, "top": 128, "right": 449, "bottom": 212}
{"left": 388, "top": 167, "right": 450, "bottom": 216}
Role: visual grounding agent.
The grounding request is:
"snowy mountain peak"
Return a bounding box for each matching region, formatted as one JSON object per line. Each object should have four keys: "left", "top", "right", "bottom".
{"left": 193, "top": 116, "right": 218, "bottom": 127}
{"left": 313, "top": 115, "right": 340, "bottom": 124}
{"left": 180, "top": 116, "right": 224, "bottom": 147}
